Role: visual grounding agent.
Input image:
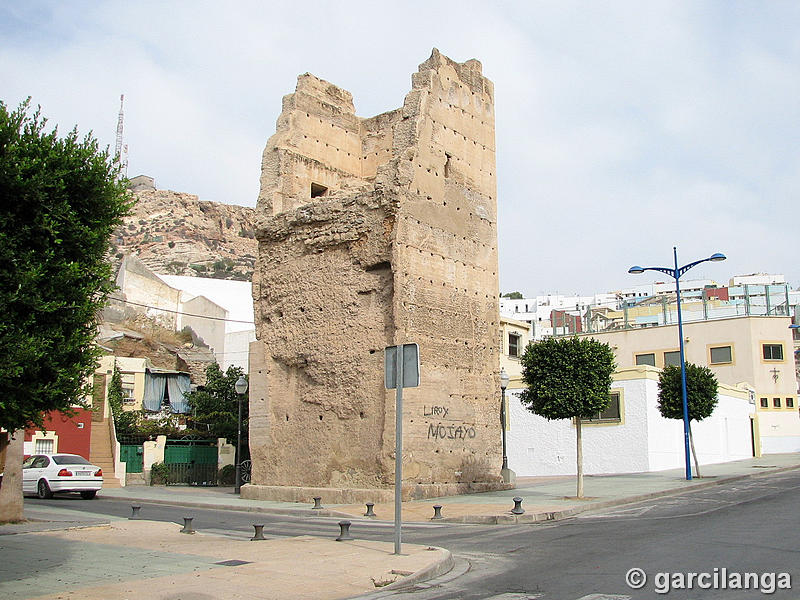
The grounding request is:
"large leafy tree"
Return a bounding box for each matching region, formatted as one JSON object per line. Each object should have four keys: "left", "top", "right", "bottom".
{"left": 0, "top": 100, "right": 131, "bottom": 520}
{"left": 186, "top": 363, "right": 248, "bottom": 451}
{"left": 657, "top": 362, "right": 718, "bottom": 477}
{"left": 519, "top": 336, "right": 616, "bottom": 498}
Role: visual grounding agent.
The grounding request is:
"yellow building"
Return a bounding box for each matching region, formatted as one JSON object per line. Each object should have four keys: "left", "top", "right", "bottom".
{"left": 500, "top": 315, "right": 532, "bottom": 382}
{"left": 581, "top": 315, "right": 799, "bottom": 454}
{"left": 94, "top": 355, "right": 192, "bottom": 414}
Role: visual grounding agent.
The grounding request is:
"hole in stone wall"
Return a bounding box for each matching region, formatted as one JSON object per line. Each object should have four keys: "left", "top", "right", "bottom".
{"left": 319, "top": 415, "right": 323, "bottom": 421}
{"left": 310, "top": 182, "right": 328, "bottom": 198}
{"left": 365, "top": 261, "right": 391, "bottom": 272}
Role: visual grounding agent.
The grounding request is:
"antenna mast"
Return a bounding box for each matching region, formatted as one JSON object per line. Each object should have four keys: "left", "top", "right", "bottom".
{"left": 114, "top": 94, "right": 128, "bottom": 178}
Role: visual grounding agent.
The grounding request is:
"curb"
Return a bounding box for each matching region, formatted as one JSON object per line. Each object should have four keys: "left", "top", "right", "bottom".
{"left": 100, "top": 495, "right": 355, "bottom": 519}
{"left": 434, "top": 463, "right": 800, "bottom": 525}
{"left": 0, "top": 520, "right": 111, "bottom": 536}
{"left": 382, "top": 547, "right": 454, "bottom": 591}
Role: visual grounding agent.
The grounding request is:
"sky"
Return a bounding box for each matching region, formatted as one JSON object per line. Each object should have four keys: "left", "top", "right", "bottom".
{"left": 2, "top": 1, "right": 798, "bottom": 296}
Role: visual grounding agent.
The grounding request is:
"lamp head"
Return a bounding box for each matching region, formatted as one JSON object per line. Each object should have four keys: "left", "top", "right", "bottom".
{"left": 499, "top": 368, "right": 509, "bottom": 391}
{"left": 234, "top": 375, "right": 249, "bottom": 395}
{"left": 709, "top": 253, "right": 726, "bottom": 262}
{"left": 628, "top": 265, "right": 645, "bottom": 274}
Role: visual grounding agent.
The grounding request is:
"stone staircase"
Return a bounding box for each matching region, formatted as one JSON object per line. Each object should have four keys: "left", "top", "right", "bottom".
{"left": 89, "top": 418, "right": 122, "bottom": 488}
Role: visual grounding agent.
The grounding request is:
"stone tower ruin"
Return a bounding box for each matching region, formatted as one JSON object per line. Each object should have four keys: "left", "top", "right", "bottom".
{"left": 245, "top": 49, "right": 507, "bottom": 502}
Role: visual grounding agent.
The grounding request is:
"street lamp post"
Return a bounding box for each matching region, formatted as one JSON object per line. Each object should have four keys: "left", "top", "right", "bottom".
{"left": 629, "top": 248, "right": 725, "bottom": 481}
{"left": 234, "top": 374, "right": 248, "bottom": 494}
{"left": 499, "top": 368, "right": 514, "bottom": 484}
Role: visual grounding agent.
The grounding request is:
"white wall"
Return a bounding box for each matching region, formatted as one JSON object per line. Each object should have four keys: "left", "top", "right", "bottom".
{"left": 506, "top": 377, "right": 650, "bottom": 476}
{"left": 645, "top": 386, "right": 755, "bottom": 471}
{"left": 758, "top": 411, "right": 800, "bottom": 454}
{"left": 223, "top": 329, "right": 256, "bottom": 371}
{"left": 506, "top": 373, "right": 755, "bottom": 476}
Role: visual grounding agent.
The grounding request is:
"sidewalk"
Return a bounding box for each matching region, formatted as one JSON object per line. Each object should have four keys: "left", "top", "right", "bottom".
{"left": 0, "top": 518, "right": 450, "bottom": 600}
{"left": 1, "top": 454, "right": 797, "bottom": 600}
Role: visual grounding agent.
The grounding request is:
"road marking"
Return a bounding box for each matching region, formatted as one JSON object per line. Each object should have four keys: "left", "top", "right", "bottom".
{"left": 479, "top": 594, "right": 543, "bottom": 599}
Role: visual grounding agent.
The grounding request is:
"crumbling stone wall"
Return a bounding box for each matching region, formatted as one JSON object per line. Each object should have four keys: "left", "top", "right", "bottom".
{"left": 247, "top": 49, "right": 504, "bottom": 500}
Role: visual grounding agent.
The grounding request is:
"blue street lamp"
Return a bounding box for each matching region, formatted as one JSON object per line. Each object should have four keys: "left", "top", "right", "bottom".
{"left": 629, "top": 248, "right": 726, "bottom": 481}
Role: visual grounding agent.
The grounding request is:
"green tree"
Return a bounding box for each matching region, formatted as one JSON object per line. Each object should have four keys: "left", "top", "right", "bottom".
{"left": 657, "top": 363, "right": 718, "bottom": 477}
{"left": 519, "top": 336, "right": 616, "bottom": 498}
{"left": 502, "top": 291, "right": 524, "bottom": 300}
{"left": 186, "top": 363, "right": 248, "bottom": 450}
{"left": 0, "top": 100, "right": 132, "bottom": 520}
{"left": 107, "top": 361, "right": 139, "bottom": 436}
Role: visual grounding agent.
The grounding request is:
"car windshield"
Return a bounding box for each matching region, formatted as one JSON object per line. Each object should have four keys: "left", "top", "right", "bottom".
{"left": 52, "top": 455, "right": 91, "bottom": 465}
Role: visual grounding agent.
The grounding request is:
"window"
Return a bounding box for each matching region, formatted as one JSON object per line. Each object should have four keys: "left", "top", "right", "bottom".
{"left": 122, "top": 385, "right": 135, "bottom": 405}
{"left": 663, "top": 351, "right": 681, "bottom": 367}
{"left": 34, "top": 439, "right": 53, "bottom": 454}
{"left": 763, "top": 344, "right": 784, "bottom": 361}
{"left": 310, "top": 182, "right": 328, "bottom": 198}
{"left": 773, "top": 397, "right": 782, "bottom": 408}
{"left": 31, "top": 456, "right": 50, "bottom": 468}
{"left": 760, "top": 397, "right": 769, "bottom": 408}
{"left": 787, "top": 398, "right": 795, "bottom": 408}
{"left": 508, "top": 333, "right": 521, "bottom": 358}
{"left": 710, "top": 346, "right": 733, "bottom": 364}
{"left": 581, "top": 391, "right": 622, "bottom": 423}
{"left": 635, "top": 353, "right": 656, "bottom": 367}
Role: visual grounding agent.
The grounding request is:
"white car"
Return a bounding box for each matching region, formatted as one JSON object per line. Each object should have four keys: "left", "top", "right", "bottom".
{"left": 22, "top": 453, "right": 103, "bottom": 499}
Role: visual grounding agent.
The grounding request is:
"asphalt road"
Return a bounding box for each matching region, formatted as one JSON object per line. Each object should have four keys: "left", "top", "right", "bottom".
{"left": 27, "top": 469, "right": 800, "bottom": 600}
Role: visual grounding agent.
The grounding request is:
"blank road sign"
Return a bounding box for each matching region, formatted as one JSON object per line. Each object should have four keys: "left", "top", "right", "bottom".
{"left": 384, "top": 343, "right": 420, "bottom": 389}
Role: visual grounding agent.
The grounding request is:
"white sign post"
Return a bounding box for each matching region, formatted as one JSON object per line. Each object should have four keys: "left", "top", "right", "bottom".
{"left": 384, "top": 343, "right": 419, "bottom": 555}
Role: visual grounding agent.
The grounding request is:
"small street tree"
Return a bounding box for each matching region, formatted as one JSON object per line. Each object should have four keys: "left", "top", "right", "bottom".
{"left": 107, "top": 362, "right": 139, "bottom": 437}
{"left": 186, "top": 363, "right": 248, "bottom": 449}
{"left": 0, "top": 100, "right": 131, "bottom": 520}
{"left": 519, "top": 336, "right": 616, "bottom": 498}
{"left": 657, "top": 362, "right": 718, "bottom": 477}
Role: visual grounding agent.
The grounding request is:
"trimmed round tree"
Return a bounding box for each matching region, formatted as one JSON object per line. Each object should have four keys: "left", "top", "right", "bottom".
{"left": 519, "top": 336, "right": 616, "bottom": 498}
{"left": 657, "top": 362, "right": 718, "bottom": 477}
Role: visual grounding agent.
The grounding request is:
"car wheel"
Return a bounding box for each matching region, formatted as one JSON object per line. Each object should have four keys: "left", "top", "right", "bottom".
{"left": 80, "top": 490, "right": 97, "bottom": 500}
{"left": 37, "top": 479, "right": 53, "bottom": 499}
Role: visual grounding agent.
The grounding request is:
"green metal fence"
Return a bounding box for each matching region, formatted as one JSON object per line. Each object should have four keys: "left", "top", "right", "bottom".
{"left": 120, "top": 444, "right": 143, "bottom": 473}
{"left": 163, "top": 440, "right": 218, "bottom": 486}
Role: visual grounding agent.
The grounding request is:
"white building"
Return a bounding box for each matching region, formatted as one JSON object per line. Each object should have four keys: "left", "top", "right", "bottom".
{"left": 114, "top": 255, "right": 255, "bottom": 372}
{"left": 505, "top": 365, "right": 756, "bottom": 476}
{"left": 159, "top": 275, "right": 255, "bottom": 372}
{"left": 500, "top": 293, "right": 618, "bottom": 339}
{"left": 615, "top": 278, "right": 719, "bottom": 305}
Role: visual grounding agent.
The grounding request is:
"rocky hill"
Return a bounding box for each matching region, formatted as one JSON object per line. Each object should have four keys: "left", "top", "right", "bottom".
{"left": 110, "top": 178, "right": 258, "bottom": 281}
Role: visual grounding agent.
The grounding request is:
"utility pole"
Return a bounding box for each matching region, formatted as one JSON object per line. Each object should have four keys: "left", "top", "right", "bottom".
{"left": 114, "top": 94, "right": 128, "bottom": 179}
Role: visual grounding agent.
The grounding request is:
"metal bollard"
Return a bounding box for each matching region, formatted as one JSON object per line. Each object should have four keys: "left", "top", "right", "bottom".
{"left": 511, "top": 497, "right": 525, "bottom": 515}
{"left": 129, "top": 505, "right": 141, "bottom": 520}
{"left": 364, "top": 502, "right": 376, "bottom": 517}
{"left": 251, "top": 524, "right": 266, "bottom": 541}
{"left": 312, "top": 496, "right": 323, "bottom": 510}
{"left": 431, "top": 505, "right": 443, "bottom": 520}
{"left": 180, "top": 517, "right": 195, "bottom": 534}
{"left": 336, "top": 520, "right": 353, "bottom": 541}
